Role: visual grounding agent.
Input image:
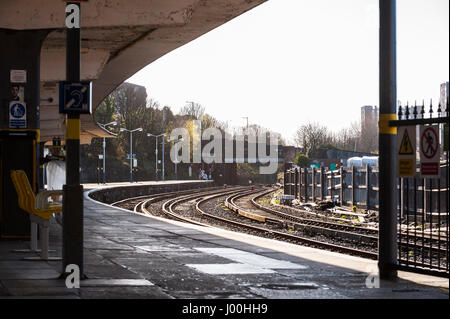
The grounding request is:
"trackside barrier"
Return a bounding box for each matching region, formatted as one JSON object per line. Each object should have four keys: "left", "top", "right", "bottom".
{"left": 285, "top": 166, "right": 380, "bottom": 210}
{"left": 10, "top": 170, "right": 63, "bottom": 261}
{"left": 390, "top": 101, "right": 449, "bottom": 277}
{"left": 283, "top": 101, "right": 449, "bottom": 277}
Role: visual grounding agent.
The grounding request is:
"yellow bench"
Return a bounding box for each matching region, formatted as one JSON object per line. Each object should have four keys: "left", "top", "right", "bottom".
{"left": 10, "top": 170, "right": 63, "bottom": 261}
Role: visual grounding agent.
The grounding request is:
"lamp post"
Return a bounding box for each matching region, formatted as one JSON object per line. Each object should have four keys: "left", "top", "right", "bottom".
{"left": 242, "top": 117, "right": 249, "bottom": 134}
{"left": 97, "top": 121, "right": 117, "bottom": 184}
{"left": 147, "top": 133, "right": 166, "bottom": 181}
{"left": 120, "top": 127, "right": 143, "bottom": 183}
{"left": 172, "top": 137, "right": 184, "bottom": 180}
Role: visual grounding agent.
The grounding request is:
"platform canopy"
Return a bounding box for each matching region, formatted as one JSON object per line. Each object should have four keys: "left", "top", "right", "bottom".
{"left": 1, "top": 0, "right": 267, "bottom": 144}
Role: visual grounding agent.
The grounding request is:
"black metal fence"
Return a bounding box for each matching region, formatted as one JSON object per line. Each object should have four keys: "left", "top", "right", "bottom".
{"left": 283, "top": 101, "right": 449, "bottom": 277}
{"left": 391, "top": 100, "right": 449, "bottom": 277}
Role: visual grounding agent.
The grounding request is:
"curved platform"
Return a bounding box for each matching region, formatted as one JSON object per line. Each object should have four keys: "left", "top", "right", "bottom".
{"left": 0, "top": 182, "right": 448, "bottom": 300}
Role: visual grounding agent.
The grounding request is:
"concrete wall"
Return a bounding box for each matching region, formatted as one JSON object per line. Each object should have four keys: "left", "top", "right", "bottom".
{"left": 88, "top": 181, "right": 213, "bottom": 204}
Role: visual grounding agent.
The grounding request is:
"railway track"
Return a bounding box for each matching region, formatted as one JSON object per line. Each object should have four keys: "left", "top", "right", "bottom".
{"left": 113, "top": 185, "right": 447, "bottom": 267}
{"left": 112, "top": 186, "right": 228, "bottom": 212}
{"left": 194, "top": 187, "right": 378, "bottom": 259}
{"left": 142, "top": 187, "right": 248, "bottom": 225}
{"left": 267, "top": 194, "right": 447, "bottom": 243}
{"left": 250, "top": 191, "right": 448, "bottom": 269}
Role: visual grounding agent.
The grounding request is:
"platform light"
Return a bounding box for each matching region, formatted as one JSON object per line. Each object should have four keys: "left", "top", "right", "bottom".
{"left": 147, "top": 133, "right": 167, "bottom": 181}
{"left": 119, "top": 127, "right": 143, "bottom": 183}
{"left": 97, "top": 121, "right": 117, "bottom": 184}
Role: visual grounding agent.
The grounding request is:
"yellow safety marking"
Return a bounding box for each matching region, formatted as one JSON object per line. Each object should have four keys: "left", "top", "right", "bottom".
{"left": 66, "top": 118, "right": 80, "bottom": 140}
{"left": 379, "top": 114, "right": 397, "bottom": 135}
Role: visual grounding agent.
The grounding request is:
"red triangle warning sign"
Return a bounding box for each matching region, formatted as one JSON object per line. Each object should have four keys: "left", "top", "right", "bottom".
{"left": 399, "top": 130, "right": 414, "bottom": 155}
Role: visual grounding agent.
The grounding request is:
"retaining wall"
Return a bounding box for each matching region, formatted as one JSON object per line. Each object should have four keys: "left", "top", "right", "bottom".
{"left": 88, "top": 181, "right": 214, "bottom": 204}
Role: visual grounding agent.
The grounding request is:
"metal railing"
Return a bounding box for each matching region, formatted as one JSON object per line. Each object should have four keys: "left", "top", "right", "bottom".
{"left": 283, "top": 101, "right": 449, "bottom": 277}
{"left": 391, "top": 100, "right": 449, "bottom": 277}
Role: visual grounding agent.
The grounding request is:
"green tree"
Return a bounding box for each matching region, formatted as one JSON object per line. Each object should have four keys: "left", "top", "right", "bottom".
{"left": 295, "top": 153, "right": 310, "bottom": 168}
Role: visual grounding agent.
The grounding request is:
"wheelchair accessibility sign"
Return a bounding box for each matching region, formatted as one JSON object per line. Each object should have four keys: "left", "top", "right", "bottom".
{"left": 9, "top": 101, "right": 26, "bottom": 128}
{"left": 59, "top": 81, "right": 92, "bottom": 114}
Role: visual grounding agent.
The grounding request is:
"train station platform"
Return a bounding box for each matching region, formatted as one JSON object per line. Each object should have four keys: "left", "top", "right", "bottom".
{"left": 0, "top": 181, "right": 448, "bottom": 303}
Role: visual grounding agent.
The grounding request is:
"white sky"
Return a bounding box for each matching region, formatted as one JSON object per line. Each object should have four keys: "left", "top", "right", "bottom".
{"left": 127, "top": 0, "right": 449, "bottom": 145}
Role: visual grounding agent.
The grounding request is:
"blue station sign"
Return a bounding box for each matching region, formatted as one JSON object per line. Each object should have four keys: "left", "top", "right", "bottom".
{"left": 59, "top": 81, "right": 92, "bottom": 114}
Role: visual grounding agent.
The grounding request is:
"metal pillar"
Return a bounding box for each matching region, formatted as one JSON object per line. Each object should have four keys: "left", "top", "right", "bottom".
{"left": 162, "top": 110, "right": 165, "bottom": 181}
{"left": 102, "top": 138, "right": 106, "bottom": 184}
{"left": 378, "top": 0, "right": 398, "bottom": 280}
{"left": 62, "top": 2, "right": 84, "bottom": 277}
{"left": 155, "top": 136, "right": 159, "bottom": 181}
{"left": 129, "top": 131, "right": 133, "bottom": 183}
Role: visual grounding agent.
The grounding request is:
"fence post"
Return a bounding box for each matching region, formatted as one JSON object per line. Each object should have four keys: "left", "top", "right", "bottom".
{"left": 294, "top": 168, "right": 298, "bottom": 200}
{"left": 352, "top": 165, "right": 356, "bottom": 207}
{"left": 422, "top": 178, "right": 426, "bottom": 222}
{"left": 304, "top": 167, "right": 308, "bottom": 202}
{"left": 366, "top": 164, "right": 371, "bottom": 210}
{"left": 321, "top": 166, "right": 325, "bottom": 200}
{"left": 299, "top": 168, "right": 302, "bottom": 202}
{"left": 340, "top": 166, "right": 344, "bottom": 205}
{"left": 289, "top": 170, "right": 292, "bottom": 195}
{"left": 312, "top": 167, "right": 316, "bottom": 202}
{"left": 330, "top": 169, "right": 334, "bottom": 201}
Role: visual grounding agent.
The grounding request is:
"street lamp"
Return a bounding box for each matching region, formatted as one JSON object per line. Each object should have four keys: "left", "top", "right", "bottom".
{"left": 97, "top": 121, "right": 117, "bottom": 184}
{"left": 171, "top": 137, "right": 184, "bottom": 180}
{"left": 242, "top": 117, "right": 249, "bottom": 134}
{"left": 147, "top": 133, "right": 166, "bottom": 181}
{"left": 120, "top": 127, "right": 143, "bottom": 183}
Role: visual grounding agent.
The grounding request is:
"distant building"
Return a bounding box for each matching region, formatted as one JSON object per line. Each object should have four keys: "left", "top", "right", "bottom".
{"left": 440, "top": 82, "right": 449, "bottom": 108}
{"left": 361, "top": 105, "right": 379, "bottom": 131}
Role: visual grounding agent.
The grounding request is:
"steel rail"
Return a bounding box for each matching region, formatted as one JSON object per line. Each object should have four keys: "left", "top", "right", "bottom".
{"left": 195, "top": 191, "right": 378, "bottom": 260}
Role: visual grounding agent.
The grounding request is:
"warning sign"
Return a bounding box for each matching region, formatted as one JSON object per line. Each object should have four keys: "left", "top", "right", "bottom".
{"left": 399, "top": 130, "right": 414, "bottom": 155}
{"left": 397, "top": 126, "right": 416, "bottom": 177}
{"left": 420, "top": 125, "right": 440, "bottom": 178}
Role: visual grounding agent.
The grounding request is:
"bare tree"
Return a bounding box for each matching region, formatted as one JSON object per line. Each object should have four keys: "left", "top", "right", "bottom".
{"left": 113, "top": 82, "right": 148, "bottom": 131}
{"left": 293, "top": 122, "right": 329, "bottom": 156}
{"left": 331, "top": 121, "right": 360, "bottom": 151}
{"left": 179, "top": 102, "right": 205, "bottom": 120}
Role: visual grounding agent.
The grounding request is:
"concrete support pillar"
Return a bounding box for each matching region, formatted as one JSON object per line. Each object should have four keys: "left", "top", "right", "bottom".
{"left": 0, "top": 29, "right": 48, "bottom": 130}
{"left": 0, "top": 29, "right": 48, "bottom": 237}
